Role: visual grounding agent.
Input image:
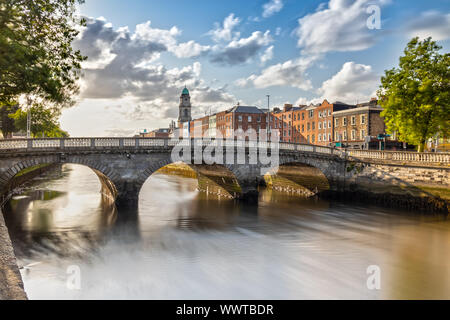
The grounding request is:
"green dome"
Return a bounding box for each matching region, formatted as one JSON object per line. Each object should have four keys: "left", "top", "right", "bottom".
{"left": 182, "top": 87, "right": 189, "bottom": 95}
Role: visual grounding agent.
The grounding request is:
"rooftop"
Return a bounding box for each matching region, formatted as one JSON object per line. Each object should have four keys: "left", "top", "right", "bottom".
{"left": 230, "top": 106, "right": 265, "bottom": 114}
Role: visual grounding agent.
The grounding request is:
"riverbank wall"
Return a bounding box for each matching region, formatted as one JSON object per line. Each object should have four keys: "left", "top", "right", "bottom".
{"left": 0, "top": 164, "right": 60, "bottom": 300}
{"left": 157, "top": 162, "right": 449, "bottom": 214}
{"left": 0, "top": 208, "right": 27, "bottom": 300}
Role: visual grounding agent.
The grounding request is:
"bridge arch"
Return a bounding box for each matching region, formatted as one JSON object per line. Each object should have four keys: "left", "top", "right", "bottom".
{"left": 0, "top": 156, "right": 120, "bottom": 204}
{"left": 134, "top": 159, "right": 250, "bottom": 203}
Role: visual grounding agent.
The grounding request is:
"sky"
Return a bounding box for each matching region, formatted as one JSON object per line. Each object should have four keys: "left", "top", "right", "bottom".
{"left": 60, "top": 0, "right": 450, "bottom": 137}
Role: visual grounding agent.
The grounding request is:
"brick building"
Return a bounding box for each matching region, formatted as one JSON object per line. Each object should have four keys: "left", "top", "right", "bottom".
{"left": 333, "top": 99, "right": 385, "bottom": 149}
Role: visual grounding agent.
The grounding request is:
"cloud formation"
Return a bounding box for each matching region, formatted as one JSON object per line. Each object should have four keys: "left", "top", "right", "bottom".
{"left": 262, "top": 0, "right": 284, "bottom": 18}
{"left": 296, "top": 0, "right": 388, "bottom": 54}
{"left": 208, "top": 13, "right": 241, "bottom": 42}
{"left": 317, "top": 61, "right": 379, "bottom": 103}
{"left": 406, "top": 11, "right": 450, "bottom": 41}
{"left": 73, "top": 17, "right": 235, "bottom": 122}
{"left": 210, "top": 30, "right": 273, "bottom": 65}
{"left": 236, "top": 56, "right": 315, "bottom": 90}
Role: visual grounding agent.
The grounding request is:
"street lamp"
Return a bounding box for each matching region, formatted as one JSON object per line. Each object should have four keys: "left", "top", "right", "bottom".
{"left": 26, "top": 96, "right": 32, "bottom": 138}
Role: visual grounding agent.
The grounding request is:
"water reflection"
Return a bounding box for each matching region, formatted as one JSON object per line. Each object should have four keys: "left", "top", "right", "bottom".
{"left": 1, "top": 164, "right": 450, "bottom": 300}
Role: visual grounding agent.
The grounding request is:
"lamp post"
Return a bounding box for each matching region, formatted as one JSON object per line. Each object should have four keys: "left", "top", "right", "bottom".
{"left": 266, "top": 95, "right": 270, "bottom": 139}
{"left": 26, "top": 96, "right": 32, "bottom": 138}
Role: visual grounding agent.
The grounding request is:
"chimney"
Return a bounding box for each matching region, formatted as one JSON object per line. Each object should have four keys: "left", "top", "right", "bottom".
{"left": 284, "top": 104, "right": 293, "bottom": 112}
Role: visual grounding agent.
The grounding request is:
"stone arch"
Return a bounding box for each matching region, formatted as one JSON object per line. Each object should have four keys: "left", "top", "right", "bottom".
{"left": 0, "top": 156, "right": 120, "bottom": 203}
{"left": 276, "top": 153, "right": 340, "bottom": 193}
{"left": 135, "top": 157, "right": 253, "bottom": 202}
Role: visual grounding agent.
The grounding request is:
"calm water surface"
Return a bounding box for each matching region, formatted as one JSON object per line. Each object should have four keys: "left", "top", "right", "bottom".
{"left": 2, "top": 164, "right": 450, "bottom": 299}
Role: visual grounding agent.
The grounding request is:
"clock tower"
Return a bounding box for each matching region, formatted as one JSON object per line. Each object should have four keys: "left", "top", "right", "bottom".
{"left": 178, "top": 86, "right": 192, "bottom": 126}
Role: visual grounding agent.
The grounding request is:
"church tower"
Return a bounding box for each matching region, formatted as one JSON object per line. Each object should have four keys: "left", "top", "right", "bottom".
{"left": 178, "top": 86, "right": 192, "bottom": 125}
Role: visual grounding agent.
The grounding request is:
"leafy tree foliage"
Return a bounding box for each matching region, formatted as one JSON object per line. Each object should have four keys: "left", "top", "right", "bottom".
{"left": 378, "top": 37, "right": 450, "bottom": 152}
{"left": 0, "top": 104, "right": 18, "bottom": 137}
{"left": 10, "top": 103, "right": 69, "bottom": 137}
{"left": 0, "top": 0, "right": 86, "bottom": 106}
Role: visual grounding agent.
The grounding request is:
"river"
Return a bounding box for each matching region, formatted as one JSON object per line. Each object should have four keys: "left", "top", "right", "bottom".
{"left": 2, "top": 164, "right": 450, "bottom": 300}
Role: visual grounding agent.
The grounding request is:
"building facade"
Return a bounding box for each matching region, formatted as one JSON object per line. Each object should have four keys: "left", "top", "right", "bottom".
{"left": 333, "top": 99, "right": 385, "bottom": 149}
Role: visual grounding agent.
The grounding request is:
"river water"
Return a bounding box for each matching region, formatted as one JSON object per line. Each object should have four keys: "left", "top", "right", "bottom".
{"left": 2, "top": 164, "right": 450, "bottom": 300}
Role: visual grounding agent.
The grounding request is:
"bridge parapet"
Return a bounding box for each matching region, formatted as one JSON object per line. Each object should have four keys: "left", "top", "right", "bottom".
{"left": 346, "top": 149, "right": 450, "bottom": 165}
{"left": 1, "top": 138, "right": 449, "bottom": 165}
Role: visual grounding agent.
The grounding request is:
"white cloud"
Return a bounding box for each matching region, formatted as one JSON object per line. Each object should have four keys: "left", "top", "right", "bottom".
{"left": 208, "top": 13, "right": 241, "bottom": 42}
{"left": 260, "top": 45, "right": 274, "bottom": 65}
{"left": 406, "top": 11, "right": 450, "bottom": 41}
{"left": 296, "top": 0, "right": 388, "bottom": 54}
{"left": 236, "top": 56, "right": 316, "bottom": 90}
{"left": 171, "top": 41, "right": 211, "bottom": 58}
{"left": 210, "top": 30, "right": 273, "bottom": 65}
{"left": 317, "top": 62, "right": 379, "bottom": 103}
{"left": 133, "top": 21, "right": 181, "bottom": 48}
{"left": 71, "top": 16, "right": 235, "bottom": 132}
{"left": 262, "top": 0, "right": 284, "bottom": 18}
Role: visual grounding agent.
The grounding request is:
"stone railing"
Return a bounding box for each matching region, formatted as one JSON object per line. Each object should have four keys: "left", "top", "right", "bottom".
{"left": 0, "top": 138, "right": 449, "bottom": 165}
{"left": 346, "top": 149, "right": 450, "bottom": 164}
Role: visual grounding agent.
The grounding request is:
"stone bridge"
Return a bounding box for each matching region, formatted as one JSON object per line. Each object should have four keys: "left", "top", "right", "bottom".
{"left": 1, "top": 138, "right": 449, "bottom": 211}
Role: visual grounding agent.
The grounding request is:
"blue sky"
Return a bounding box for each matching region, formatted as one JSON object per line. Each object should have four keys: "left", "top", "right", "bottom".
{"left": 60, "top": 0, "right": 450, "bottom": 136}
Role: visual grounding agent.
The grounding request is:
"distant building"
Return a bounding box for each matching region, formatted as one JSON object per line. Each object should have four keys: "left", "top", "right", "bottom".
{"left": 333, "top": 99, "right": 385, "bottom": 149}
{"left": 139, "top": 128, "right": 170, "bottom": 138}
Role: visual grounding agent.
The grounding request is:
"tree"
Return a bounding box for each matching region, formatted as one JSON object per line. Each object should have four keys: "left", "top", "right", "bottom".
{"left": 0, "top": 104, "right": 18, "bottom": 137}
{"left": 0, "top": 0, "right": 86, "bottom": 109}
{"left": 9, "top": 104, "right": 69, "bottom": 138}
{"left": 378, "top": 37, "right": 450, "bottom": 152}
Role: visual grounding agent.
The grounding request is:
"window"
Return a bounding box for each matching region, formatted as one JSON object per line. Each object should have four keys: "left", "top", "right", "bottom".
{"left": 257, "top": 116, "right": 261, "bottom": 122}
{"left": 361, "top": 115, "right": 366, "bottom": 125}
{"left": 312, "top": 134, "right": 315, "bottom": 143}
{"left": 248, "top": 116, "right": 252, "bottom": 122}
{"left": 302, "top": 113, "right": 305, "bottom": 120}
{"left": 351, "top": 130, "right": 356, "bottom": 140}
{"left": 318, "top": 135, "right": 322, "bottom": 142}
{"left": 319, "top": 112, "right": 322, "bottom": 118}
{"left": 328, "top": 120, "right": 332, "bottom": 129}
{"left": 323, "top": 121, "right": 326, "bottom": 130}
{"left": 312, "top": 122, "right": 315, "bottom": 130}
{"left": 335, "top": 118, "right": 339, "bottom": 127}
{"left": 343, "top": 117, "right": 347, "bottom": 126}
{"left": 309, "top": 110, "right": 314, "bottom": 118}
{"left": 343, "top": 131, "right": 347, "bottom": 140}
{"left": 328, "top": 133, "right": 331, "bottom": 142}
{"left": 319, "top": 122, "right": 322, "bottom": 129}
{"left": 289, "top": 114, "right": 291, "bottom": 119}
{"left": 328, "top": 110, "right": 332, "bottom": 116}
{"left": 284, "top": 130, "right": 286, "bottom": 137}
{"left": 307, "top": 123, "right": 310, "bottom": 131}
{"left": 361, "top": 129, "right": 366, "bottom": 140}
{"left": 238, "top": 115, "right": 243, "bottom": 122}
{"left": 351, "top": 116, "right": 356, "bottom": 125}
{"left": 302, "top": 124, "right": 305, "bottom": 132}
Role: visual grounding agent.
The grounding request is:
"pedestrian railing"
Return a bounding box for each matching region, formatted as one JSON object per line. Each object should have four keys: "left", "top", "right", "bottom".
{"left": 1, "top": 138, "right": 449, "bottom": 164}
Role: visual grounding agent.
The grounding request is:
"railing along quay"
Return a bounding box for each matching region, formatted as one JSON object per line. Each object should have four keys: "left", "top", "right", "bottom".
{"left": 0, "top": 138, "right": 449, "bottom": 164}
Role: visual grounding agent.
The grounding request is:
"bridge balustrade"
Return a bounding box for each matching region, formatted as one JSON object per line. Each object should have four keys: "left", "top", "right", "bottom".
{"left": 1, "top": 138, "right": 449, "bottom": 164}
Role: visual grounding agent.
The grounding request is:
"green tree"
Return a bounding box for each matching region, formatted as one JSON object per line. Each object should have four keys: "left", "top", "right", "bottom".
{"left": 378, "top": 37, "right": 450, "bottom": 152}
{"left": 10, "top": 104, "right": 69, "bottom": 138}
{"left": 0, "top": 104, "right": 18, "bottom": 137}
{"left": 0, "top": 0, "right": 86, "bottom": 132}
